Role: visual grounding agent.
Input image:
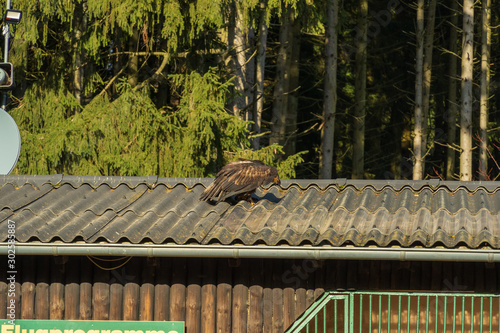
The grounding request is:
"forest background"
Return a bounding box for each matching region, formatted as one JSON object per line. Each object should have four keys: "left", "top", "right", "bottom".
{"left": 3, "top": 0, "right": 499, "bottom": 180}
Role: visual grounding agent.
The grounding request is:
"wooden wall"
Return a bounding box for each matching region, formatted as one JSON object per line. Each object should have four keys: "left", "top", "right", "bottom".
{"left": 1, "top": 256, "right": 499, "bottom": 332}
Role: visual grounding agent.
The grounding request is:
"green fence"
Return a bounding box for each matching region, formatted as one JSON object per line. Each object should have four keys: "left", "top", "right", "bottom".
{"left": 286, "top": 291, "right": 500, "bottom": 333}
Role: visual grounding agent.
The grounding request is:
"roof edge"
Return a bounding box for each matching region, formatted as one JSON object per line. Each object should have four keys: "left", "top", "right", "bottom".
{"left": 3, "top": 174, "right": 500, "bottom": 191}
{"left": 2, "top": 243, "right": 500, "bottom": 262}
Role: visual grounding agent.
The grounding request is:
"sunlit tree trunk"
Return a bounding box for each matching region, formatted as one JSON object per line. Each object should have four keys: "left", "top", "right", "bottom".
{"left": 479, "top": 0, "right": 491, "bottom": 180}
{"left": 320, "top": 0, "right": 338, "bottom": 179}
{"left": 446, "top": 0, "right": 459, "bottom": 180}
{"left": 228, "top": 0, "right": 255, "bottom": 123}
{"left": 253, "top": 0, "right": 269, "bottom": 150}
{"left": 228, "top": 0, "right": 244, "bottom": 117}
{"left": 421, "top": 0, "right": 436, "bottom": 169}
{"left": 460, "top": 0, "right": 474, "bottom": 181}
{"left": 413, "top": 0, "right": 425, "bottom": 180}
{"left": 352, "top": 0, "right": 367, "bottom": 179}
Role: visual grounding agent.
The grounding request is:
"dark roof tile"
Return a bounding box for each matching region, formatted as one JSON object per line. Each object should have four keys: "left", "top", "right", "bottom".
{"left": 3, "top": 176, "right": 500, "bottom": 248}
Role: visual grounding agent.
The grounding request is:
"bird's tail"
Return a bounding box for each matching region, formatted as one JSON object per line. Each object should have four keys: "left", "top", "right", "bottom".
{"left": 199, "top": 183, "right": 218, "bottom": 202}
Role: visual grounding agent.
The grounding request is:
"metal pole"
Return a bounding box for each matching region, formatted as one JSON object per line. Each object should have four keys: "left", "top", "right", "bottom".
{"left": 3, "top": 0, "right": 9, "bottom": 62}
{"left": 2, "top": 0, "right": 11, "bottom": 110}
{"left": 3, "top": 243, "right": 500, "bottom": 262}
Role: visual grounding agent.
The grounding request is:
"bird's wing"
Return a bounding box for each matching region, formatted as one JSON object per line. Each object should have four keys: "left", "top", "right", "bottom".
{"left": 199, "top": 160, "right": 276, "bottom": 202}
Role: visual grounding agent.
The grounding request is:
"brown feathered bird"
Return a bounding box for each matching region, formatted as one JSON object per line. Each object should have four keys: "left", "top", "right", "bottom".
{"left": 199, "top": 159, "right": 281, "bottom": 203}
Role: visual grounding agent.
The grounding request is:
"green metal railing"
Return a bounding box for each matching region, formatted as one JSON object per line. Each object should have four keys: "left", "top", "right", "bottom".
{"left": 286, "top": 291, "right": 500, "bottom": 333}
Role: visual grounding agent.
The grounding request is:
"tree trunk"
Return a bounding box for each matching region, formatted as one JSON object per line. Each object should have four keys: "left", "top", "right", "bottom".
{"left": 245, "top": 28, "right": 256, "bottom": 124}
{"left": 128, "top": 29, "right": 140, "bottom": 88}
{"left": 270, "top": 4, "right": 292, "bottom": 151}
{"left": 460, "top": 0, "right": 474, "bottom": 181}
{"left": 479, "top": 0, "right": 491, "bottom": 180}
{"left": 228, "top": 0, "right": 255, "bottom": 124}
{"left": 420, "top": 0, "right": 437, "bottom": 171}
{"left": 445, "top": 0, "right": 459, "bottom": 180}
{"left": 284, "top": 7, "right": 301, "bottom": 157}
{"left": 72, "top": 0, "right": 87, "bottom": 105}
{"left": 319, "top": 0, "right": 338, "bottom": 179}
{"left": 412, "top": 0, "right": 425, "bottom": 180}
{"left": 227, "top": 0, "right": 244, "bottom": 118}
{"left": 252, "top": 0, "right": 269, "bottom": 150}
{"left": 352, "top": 0, "right": 367, "bottom": 179}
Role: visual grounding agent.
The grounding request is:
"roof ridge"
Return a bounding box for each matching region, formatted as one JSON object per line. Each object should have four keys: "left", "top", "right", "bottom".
{"left": 3, "top": 174, "right": 500, "bottom": 191}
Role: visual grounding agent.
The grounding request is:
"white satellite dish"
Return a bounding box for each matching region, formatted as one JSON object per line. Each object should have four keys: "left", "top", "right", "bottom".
{"left": 0, "top": 107, "right": 21, "bottom": 174}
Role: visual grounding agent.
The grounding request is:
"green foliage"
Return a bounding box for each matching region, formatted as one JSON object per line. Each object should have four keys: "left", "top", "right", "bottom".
{"left": 4, "top": 0, "right": 499, "bottom": 181}
{"left": 167, "top": 68, "right": 248, "bottom": 177}
{"left": 10, "top": 82, "right": 82, "bottom": 174}
{"left": 227, "top": 144, "right": 306, "bottom": 179}
{"left": 65, "top": 84, "right": 169, "bottom": 176}
{"left": 11, "top": 68, "right": 302, "bottom": 178}
{"left": 4, "top": 0, "right": 309, "bottom": 179}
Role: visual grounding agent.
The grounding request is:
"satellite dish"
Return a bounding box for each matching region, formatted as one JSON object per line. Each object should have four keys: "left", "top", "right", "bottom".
{"left": 0, "top": 108, "right": 21, "bottom": 174}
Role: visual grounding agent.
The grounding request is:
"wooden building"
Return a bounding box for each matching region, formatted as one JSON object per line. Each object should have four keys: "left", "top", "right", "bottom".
{"left": 2, "top": 175, "right": 500, "bottom": 332}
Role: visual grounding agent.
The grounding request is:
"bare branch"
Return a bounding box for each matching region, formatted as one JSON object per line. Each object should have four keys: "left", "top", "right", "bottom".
{"left": 134, "top": 53, "right": 170, "bottom": 91}
{"left": 434, "top": 140, "right": 461, "bottom": 151}
{"left": 98, "top": 58, "right": 131, "bottom": 98}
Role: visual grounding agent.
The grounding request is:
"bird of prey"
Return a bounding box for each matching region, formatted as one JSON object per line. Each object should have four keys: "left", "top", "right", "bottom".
{"left": 199, "top": 159, "right": 281, "bottom": 203}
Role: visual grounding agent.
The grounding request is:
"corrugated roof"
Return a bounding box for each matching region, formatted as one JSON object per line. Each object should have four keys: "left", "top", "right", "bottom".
{"left": 1, "top": 175, "right": 500, "bottom": 249}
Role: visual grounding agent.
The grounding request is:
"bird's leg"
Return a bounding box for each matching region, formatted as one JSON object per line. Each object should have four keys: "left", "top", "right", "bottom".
{"left": 235, "top": 192, "right": 256, "bottom": 205}
{"left": 243, "top": 193, "right": 255, "bottom": 205}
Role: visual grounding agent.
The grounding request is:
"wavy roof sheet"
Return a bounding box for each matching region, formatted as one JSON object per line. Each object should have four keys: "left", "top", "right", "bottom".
{"left": 1, "top": 175, "right": 500, "bottom": 248}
